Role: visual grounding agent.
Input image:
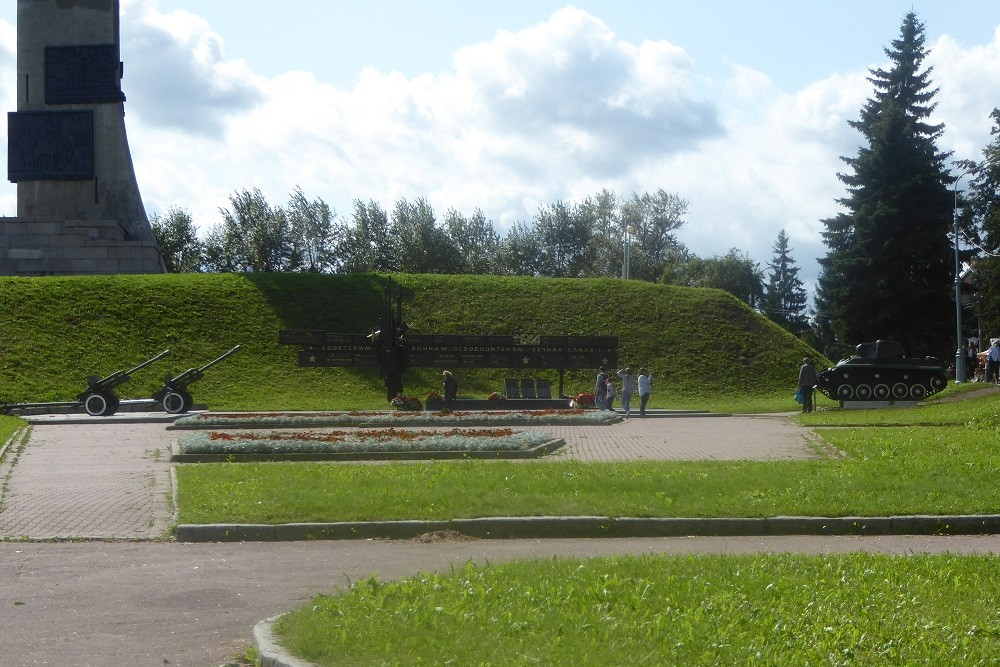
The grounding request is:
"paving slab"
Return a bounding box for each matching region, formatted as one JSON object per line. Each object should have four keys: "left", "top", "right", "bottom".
{"left": 0, "top": 423, "right": 174, "bottom": 540}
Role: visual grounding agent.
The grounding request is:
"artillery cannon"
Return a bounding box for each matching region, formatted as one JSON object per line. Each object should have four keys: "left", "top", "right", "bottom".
{"left": 76, "top": 350, "right": 171, "bottom": 416}
{"left": 152, "top": 345, "right": 241, "bottom": 414}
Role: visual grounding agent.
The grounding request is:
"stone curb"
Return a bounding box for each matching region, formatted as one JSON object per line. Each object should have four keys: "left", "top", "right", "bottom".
{"left": 254, "top": 615, "right": 315, "bottom": 667}
{"left": 175, "top": 514, "right": 1000, "bottom": 543}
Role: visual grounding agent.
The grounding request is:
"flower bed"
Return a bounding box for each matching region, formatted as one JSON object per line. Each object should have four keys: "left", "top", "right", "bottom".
{"left": 171, "top": 427, "right": 565, "bottom": 462}
{"left": 170, "top": 408, "right": 620, "bottom": 430}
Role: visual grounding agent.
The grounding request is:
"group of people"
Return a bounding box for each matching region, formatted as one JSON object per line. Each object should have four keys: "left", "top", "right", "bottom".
{"left": 967, "top": 340, "right": 1000, "bottom": 383}
{"left": 594, "top": 366, "right": 654, "bottom": 418}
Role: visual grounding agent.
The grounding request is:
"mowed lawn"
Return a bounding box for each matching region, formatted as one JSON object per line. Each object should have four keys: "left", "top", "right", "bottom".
{"left": 175, "top": 394, "right": 1000, "bottom": 524}
{"left": 275, "top": 553, "right": 1000, "bottom": 666}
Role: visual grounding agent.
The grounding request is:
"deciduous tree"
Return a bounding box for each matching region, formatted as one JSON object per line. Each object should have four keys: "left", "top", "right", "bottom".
{"left": 150, "top": 206, "right": 201, "bottom": 273}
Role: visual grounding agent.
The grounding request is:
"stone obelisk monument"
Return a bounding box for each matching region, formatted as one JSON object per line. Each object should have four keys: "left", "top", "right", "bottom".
{"left": 1, "top": 0, "right": 165, "bottom": 275}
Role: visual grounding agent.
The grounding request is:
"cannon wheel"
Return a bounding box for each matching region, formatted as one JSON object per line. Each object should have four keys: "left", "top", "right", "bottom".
{"left": 84, "top": 392, "right": 118, "bottom": 417}
{"left": 162, "top": 390, "right": 193, "bottom": 415}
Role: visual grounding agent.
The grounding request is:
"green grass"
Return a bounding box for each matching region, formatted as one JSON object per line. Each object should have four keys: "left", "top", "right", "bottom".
{"left": 0, "top": 416, "right": 24, "bottom": 447}
{"left": 798, "top": 389, "right": 1000, "bottom": 427}
{"left": 0, "top": 273, "right": 824, "bottom": 410}
{"left": 174, "top": 420, "right": 1000, "bottom": 523}
{"left": 275, "top": 553, "right": 1000, "bottom": 666}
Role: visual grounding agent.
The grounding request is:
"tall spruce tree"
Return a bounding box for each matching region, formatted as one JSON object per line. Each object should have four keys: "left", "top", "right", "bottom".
{"left": 764, "top": 229, "right": 809, "bottom": 336}
{"left": 816, "top": 12, "right": 954, "bottom": 357}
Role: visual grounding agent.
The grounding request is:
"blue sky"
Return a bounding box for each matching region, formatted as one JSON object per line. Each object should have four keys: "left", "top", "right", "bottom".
{"left": 2, "top": 1, "right": 1000, "bottom": 290}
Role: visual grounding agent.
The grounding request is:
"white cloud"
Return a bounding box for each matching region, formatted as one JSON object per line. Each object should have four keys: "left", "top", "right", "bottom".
{"left": 930, "top": 29, "right": 1000, "bottom": 158}
{"left": 120, "top": 0, "right": 264, "bottom": 136}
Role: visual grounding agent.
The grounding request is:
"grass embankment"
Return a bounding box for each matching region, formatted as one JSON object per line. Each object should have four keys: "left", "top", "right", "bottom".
{"left": 175, "top": 393, "right": 1000, "bottom": 523}
{"left": 0, "top": 415, "right": 24, "bottom": 447}
{"left": 275, "top": 553, "right": 1000, "bottom": 666}
{"left": 0, "top": 273, "right": 823, "bottom": 412}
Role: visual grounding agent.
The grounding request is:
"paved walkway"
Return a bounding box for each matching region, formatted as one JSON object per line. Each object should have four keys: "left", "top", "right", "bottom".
{"left": 0, "top": 423, "right": 173, "bottom": 540}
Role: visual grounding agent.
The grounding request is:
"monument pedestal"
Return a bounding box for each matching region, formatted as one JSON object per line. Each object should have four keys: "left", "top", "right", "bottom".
{"left": 3, "top": 0, "right": 165, "bottom": 276}
{"left": 0, "top": 217, "right": 164, "bottom": 276}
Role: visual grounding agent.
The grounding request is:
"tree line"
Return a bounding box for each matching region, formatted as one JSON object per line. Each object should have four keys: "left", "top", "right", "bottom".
{"left": 152, "top": 187, "right": 813, "bottom": 338}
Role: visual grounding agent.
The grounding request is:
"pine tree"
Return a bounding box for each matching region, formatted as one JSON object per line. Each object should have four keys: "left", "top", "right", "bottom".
{"left": 764, "top": 230, "right": 809, "bottom": 336}
{"left": 816, "top": 12, "right": 954, "bottom": 357}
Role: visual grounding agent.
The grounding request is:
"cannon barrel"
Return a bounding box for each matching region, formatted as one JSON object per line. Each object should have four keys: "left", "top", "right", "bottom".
{"left": 163, "top": 345, "right": 241, "bottom": 388}
{"left": 196, "top": 345, "right": 241, "bottom": 373}
{"left": 83, "top": 350, "right": 171, "bottom": 392}
{"left": 154, "top": 345, "right": 241, "bottom": 414}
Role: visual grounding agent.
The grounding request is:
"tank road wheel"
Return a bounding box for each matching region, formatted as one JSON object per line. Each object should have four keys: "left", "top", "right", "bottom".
{"left": 892, "top": 383, "right": 909, "bottom": 399}
{"left": 929, "top": 376, "right": 946, "bottom": 392}
{"left": 83, "top": 392, "right": 114, "bottom": 417}
{"left": 855, "top": 384, "right": 872, "bottom": 400}
{"left": 910, "top": 384, "right": 927, "bottom": 400}
{"left": 162, "top": 390, "right": 194, "bottom": 415}
{"left": 836, "top": 384, "right": 854, "bottom": 400}
{"left": 873, "top": 384, "right": 890, "bottom": 400}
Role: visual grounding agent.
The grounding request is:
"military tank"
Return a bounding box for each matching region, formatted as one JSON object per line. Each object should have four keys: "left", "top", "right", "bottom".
{"left": 815, "top": 340, "right": 948, "bottom": 404}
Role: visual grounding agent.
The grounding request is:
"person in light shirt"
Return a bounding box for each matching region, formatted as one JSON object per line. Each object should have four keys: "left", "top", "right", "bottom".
{"left": 637, "top": 368, "right": 653, "bottom": 417}
{"left": 616, "top": 367, "right": 635, "bottom": 418}
{"left": 987, "top": 340, "right": 1000, "bottom": 383}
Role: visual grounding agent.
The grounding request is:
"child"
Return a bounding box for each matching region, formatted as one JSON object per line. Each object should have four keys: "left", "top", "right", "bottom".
{"left": 605, "top": 377, "right": 616, "bottom": 411}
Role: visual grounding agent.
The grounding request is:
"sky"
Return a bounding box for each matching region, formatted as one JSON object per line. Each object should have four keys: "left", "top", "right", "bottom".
{"left": 2, "top": 0, "right": 1000, "bottom": 292}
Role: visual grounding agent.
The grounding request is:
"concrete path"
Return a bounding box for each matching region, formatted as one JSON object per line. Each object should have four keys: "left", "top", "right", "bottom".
{"left": 0, "top": 413, "right": 996, "bottom": 666}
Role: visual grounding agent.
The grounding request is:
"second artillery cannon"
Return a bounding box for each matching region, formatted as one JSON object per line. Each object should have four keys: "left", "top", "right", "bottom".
{"left": 152, "top": 345, "right": 241, "bottom": 414}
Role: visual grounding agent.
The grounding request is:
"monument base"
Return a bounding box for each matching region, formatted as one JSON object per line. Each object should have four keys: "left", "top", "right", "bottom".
{"left": 0, "top": 217, "right": 165, "bottom": 275}
{"left": 840, "top": 400, "right": 918, "bottom": 410}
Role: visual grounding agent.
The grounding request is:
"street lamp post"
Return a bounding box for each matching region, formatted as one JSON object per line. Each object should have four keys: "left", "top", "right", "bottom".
{"left": 622, "top": 224, "right": 635, "bottom": 279}
{"left": 954, "top": 173, "right": 965, "bottom": 382}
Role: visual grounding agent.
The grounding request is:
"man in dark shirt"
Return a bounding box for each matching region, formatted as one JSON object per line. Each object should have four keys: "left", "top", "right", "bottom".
{"left": 798, "top": 357, "right": 818, "bottom": 413}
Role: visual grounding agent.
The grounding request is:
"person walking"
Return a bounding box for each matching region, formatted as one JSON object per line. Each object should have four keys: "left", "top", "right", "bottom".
{"left": 637, "top": 368, "right": 653, "bottom": 417}
{"left": 616, "top": 367, "right": 636, "bottom": 418}
{"left": 988, "top": 340, "right": 1000, "bottom": 384}
{"left": 594, "top": 366, "right": 608, "bottom": 410}
{"left": 797, "top": 357, "right": 818, "bottom": 413}
{"left": 442, "top": 370, "right": 458, "bottom": 410}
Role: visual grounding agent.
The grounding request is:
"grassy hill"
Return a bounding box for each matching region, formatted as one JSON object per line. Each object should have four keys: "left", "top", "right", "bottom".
{"left": 0, "top": 273, "right": 825, "bottom": 411}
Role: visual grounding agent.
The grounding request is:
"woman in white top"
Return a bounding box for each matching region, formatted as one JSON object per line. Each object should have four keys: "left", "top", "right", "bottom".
{"left": 616, "top": 368, "right": 636, "bottom": 418}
